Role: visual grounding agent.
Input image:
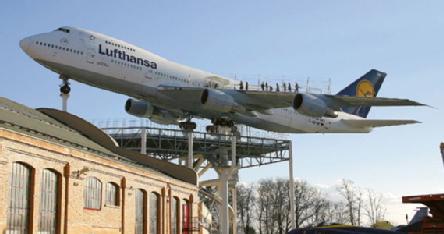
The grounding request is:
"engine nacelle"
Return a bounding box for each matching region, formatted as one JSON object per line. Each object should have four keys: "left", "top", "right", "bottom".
{"left": 125, "top": 99, "right": 181, "bottom": 124}
{"left": 293, "top": 93, "right": 337, "bottom": 118}
{"left": 200, "top": 89, "right": 243, "bottom": 113}
{"left": 125, "top": 98, "right": 155, "bottom": 118}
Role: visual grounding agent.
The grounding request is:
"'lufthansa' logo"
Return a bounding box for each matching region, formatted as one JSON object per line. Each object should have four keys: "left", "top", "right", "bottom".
{"left": 356, "top": 80, "right": 375, "bottom": 97}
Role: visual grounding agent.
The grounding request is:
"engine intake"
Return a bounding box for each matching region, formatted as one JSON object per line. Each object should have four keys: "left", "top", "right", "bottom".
{"left": 125, "top": 99, "right": 182, "bottom": 124}
{"left": 293, "top": 94, "right": 337, "bottom": 118}
{"left": 125, "top": 99, "right": 154, "bottom": 117}
{"left": 200, "top": 89, "right": 243, "bottom": 113}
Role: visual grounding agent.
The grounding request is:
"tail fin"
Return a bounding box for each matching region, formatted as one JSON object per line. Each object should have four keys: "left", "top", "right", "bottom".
{"left": 337, "top": 69, "right": 386, "bottom": 118}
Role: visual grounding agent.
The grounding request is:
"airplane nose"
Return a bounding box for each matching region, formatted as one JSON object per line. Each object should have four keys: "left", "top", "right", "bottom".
{"left": 19, "top": 37, "right": 32, "bottom": 52}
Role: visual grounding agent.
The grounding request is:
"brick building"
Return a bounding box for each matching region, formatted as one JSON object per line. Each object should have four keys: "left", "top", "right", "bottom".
{"left": 0, "top": 97, "right": 202, "bottom": 234}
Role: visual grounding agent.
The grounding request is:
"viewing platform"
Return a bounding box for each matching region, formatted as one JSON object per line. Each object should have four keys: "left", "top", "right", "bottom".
{"left": 101, "top": 125, "right": 291, "bottom": 168}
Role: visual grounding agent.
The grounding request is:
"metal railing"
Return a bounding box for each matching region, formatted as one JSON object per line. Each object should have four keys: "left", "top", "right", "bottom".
{"left": 98, "top": 124, "right": 290, "bottom": 169}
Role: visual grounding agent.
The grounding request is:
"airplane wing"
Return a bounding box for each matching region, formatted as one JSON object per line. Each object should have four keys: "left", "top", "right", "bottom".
{"left": 158, "top": 87, "right": 295, "bottom": 114}
{"left": 324, "top": 95, "right": 426, "bottom": 107}
{"left": 342, "top": 119, "right": 420, "bottom": 128}
{"left": 156, "top": 87, "right": 425, "bottom": 117}
{"left": 236, "top": 90, "right": 295, "bottom": 109}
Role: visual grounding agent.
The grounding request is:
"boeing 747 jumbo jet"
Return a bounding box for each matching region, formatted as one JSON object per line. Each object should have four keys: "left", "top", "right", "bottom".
{"left": 19, "top": 26, "right": 424, "bottom": 133}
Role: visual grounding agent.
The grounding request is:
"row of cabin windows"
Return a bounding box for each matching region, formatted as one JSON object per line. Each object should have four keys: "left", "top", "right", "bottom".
{"left": 6, "top": 162, "right": 185, "bottom": 234}
{"left": 151, "top": 70, "right": 191, "bottom": 84}
{"left": 105, "top": 40, "right": 135, "bottom": 52}
{"left": 35, "top": 41, "right": 84, "bottom": 55}
{"left": 110, "top": 58, "right": 142, "bottom": 71}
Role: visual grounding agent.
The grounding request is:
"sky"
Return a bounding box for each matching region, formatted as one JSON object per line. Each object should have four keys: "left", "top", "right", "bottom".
{"left": 1, "top": 0, "right": 443, "bottom": 226}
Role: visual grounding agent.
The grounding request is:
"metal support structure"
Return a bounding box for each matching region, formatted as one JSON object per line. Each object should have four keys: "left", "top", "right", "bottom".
{"left": 198, "top": 162, "right": 212, "bottom": 177}
{"left": 218, "top": 168, "right": 233, "bottom": 234}
{"left": 179, "top": 121, "right": 196, "bottom": 169}
{"left": 61, "top": 93, "right": 69, "bottom": 111}
{"left": 140, "top": 128, "right": 147, "bottom": 154}
{"left": 187, "top": 131, "right": 193, "bottom": 169}
{"left": 100, "top": 120, "right": 292, "bottom": 233}
{"left": 288, "top": 141, "right": 296, "bottom": 228}
{"left": 232, "top": 186, "right": 237, "bottom": 234}
{"left": 231, "top": 134, "right": 237, "bottom": 234}
{"left": 231, "top": 134, "right": 236, "bottom": 167}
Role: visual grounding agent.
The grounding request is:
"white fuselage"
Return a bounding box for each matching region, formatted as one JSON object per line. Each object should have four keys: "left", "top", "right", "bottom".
{"left": 20, "top": 26, "right": 369, "bottom": 133}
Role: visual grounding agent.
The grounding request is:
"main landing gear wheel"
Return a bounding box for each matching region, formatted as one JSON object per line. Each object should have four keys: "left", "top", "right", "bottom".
{"left": 179, "top": 121, "right": 196, "bottom": 130}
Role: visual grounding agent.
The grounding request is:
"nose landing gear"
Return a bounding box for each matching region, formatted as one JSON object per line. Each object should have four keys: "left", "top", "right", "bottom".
{"left": 59, "top": 76, "right": 70, "bottom": 111}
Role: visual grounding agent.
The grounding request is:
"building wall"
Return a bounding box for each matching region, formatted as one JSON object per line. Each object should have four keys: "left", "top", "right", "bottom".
{"left": 0, "top": 128, "right": 199, "bottom": 234}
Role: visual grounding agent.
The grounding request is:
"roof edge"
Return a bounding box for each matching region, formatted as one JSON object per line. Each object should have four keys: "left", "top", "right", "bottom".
{"left": 38, "top": 108, "right": 197, "bottom": 185}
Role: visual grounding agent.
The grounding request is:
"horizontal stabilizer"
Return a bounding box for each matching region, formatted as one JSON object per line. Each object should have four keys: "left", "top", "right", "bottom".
{"left": 326, "top": 95, "right": 426, "bottom": 107}
{"left": 343, "top": 119, "right": 420, "bottom": 128}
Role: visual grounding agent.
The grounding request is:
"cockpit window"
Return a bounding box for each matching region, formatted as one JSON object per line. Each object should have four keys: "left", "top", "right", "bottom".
{"left": 56, "top": 27, "right": 70, "bottom": 33}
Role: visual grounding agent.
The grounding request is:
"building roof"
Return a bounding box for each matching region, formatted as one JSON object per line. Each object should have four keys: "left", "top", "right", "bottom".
{"left": 0, "top": 97, "right": 197, "bottom": 185}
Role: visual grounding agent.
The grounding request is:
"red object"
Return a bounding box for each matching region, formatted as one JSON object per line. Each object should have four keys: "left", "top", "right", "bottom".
{"left": 182, "top": 202, "right": 191, "bottom": 234}
{"left": 402, "top": 193, "right": 444, "bottom": 234}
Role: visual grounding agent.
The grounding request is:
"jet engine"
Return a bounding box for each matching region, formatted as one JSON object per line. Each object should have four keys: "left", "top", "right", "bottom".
{"left": 200, "top": 89, "right": 243, "bottom": 113}
{"left": 125, "top": 99, "right": 181, "bottom": 124}
{"left": 293, "top": 93, "right": 337, "bottom": 118}
{"left": 125, "top": 99, "right": 155, "bottom": 117}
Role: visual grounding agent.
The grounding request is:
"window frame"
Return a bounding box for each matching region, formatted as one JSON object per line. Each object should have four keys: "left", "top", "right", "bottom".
{"left": 7, "top": 162, "right": 34, "bottom": 233}
{"left": 105, "top": 182, "right": 120, "bottom": 207}
{"left": 150, "top": 192, "right": 161, "bottom": 234}
{"left": 135, "top": 189, "right": 147, "bottom": 234}
{"left": 38, "top": 168, "right": 61, "bottom": 234}
{"left": 83, "top": 176, "right": 102, "bottom": 210}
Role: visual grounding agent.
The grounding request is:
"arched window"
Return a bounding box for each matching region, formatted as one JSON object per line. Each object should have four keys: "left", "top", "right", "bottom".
{"left": 135, "top": 189, "right": 146, "bottom": 234}
{"left": 150, "top": 192, "right": 160, "bottom": 234}
{"left": 105, "top": 182, "right": 119, "bottom": 206}
{"left": 84, "top": 177, "right": 102, "bottom": 209}
{"left": 171, "top": 196, "right": 180, "bottom": 234}
{"left": 7, "top": 162, "right": 33, "bottom": 234}
{"left": 39, "top": 169, "right": 60, "bottom": 234}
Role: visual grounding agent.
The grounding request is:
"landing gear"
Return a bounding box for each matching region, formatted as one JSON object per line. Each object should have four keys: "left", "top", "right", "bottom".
{"left": 207, "top": 118, "right": 238, "bottom": 135}
{"left": 179, "top": 121, "right": 196, "bottom": 130}
{"left": 212, "top": 118, "right": 234, "bottom": 127}
{"left": 59, "top": 76, "right": 70, "bottom": 111}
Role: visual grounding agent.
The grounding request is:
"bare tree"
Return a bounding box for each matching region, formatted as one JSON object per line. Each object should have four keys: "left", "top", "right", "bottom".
{"left": 337, "top": 179, "right": 363, "bottom": 226}
{"left": 365, "top": 189, "right": 386, "bottom": 225}
{"left": 273, "top": 179, "right": 289, "bottom": 234}
{"left": 237, "top": 184, "right": 256, "bottom": 234}
{"left": 257, "top": 179, "right": 275, "bottom": 234}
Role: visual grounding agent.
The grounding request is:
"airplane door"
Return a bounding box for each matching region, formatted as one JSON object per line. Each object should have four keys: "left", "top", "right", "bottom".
{"left": 85, "top": 48, "right": 95, "bottom": 64}
{"left": 80, "top": 33, "right": 96, "bottom": 64}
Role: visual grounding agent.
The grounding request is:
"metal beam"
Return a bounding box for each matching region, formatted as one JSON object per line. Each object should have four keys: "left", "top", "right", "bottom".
{"left": 289, "top": 141, "right": 296, "bottom": 228}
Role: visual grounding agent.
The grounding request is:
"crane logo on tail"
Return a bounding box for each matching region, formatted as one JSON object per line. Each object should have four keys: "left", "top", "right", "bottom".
{"left": 356, "top": 79, "right": 375, "bottom": 97}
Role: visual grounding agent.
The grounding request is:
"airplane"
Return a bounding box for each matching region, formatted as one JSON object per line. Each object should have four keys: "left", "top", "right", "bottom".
{"left": 19, "top": 26, "right": 425, "bottom": 133}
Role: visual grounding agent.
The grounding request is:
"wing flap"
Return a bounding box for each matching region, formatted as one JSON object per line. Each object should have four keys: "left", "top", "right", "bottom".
{"left": 239, "top": 90, "right": 295, "bottom": 109}
{"left": 343, "top": 119, "right": 420, "bottom": 128}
